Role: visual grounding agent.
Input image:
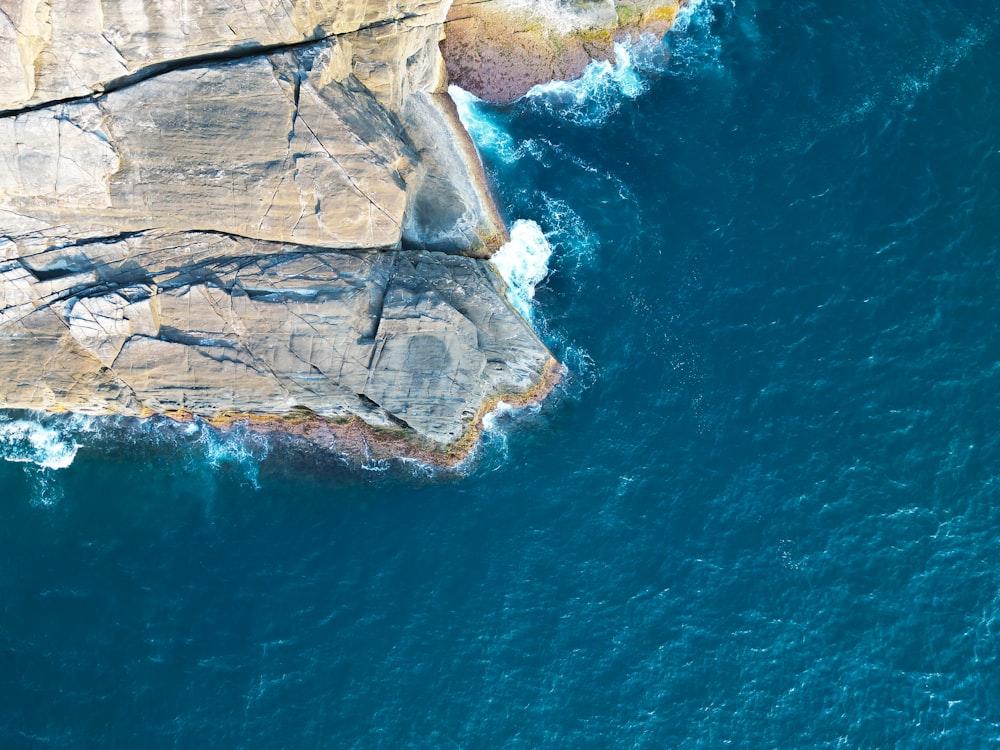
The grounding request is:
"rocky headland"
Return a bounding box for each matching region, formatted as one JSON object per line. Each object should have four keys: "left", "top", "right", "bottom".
{"left": 0, "top": 0, "right": 680, "bottom": 466}
{"left": 442, "top": 0, "right": 684, "bottom": 103}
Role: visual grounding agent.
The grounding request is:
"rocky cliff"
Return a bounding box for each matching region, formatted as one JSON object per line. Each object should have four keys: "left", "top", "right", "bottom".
{"left": 0, "top": 0, "right": 676, "bottom": 464}
{"left": 442, "top": 0, "right": 683, "bottom": 103}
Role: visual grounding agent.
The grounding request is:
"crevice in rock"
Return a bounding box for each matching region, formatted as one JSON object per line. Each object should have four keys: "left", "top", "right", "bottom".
{"left": 0, "top": 11, "right": 428, "bottom": 119}
{"left": 19, "top": 264, "right": 75, "bottom": 283}
{"left": 291, "top": 65, "right": 302, "bottom": 133}
{"left": 290, "top": 99, "right": 402, "bottom": 229}
{"left": 157, "top": 326, "right": 236, "bottom": 349}
{"left": 42, "top": 230, "right": 149, "bottom": 254}
{"left": 363, "top": 253, "right": 398, "bottom": 340}
{"left": 0, "top": 6, "right": 17, "bottom": 31}
{"left": 357, "top": 392, "right": 413, "bottom": 431}
{"left": 185, "top": 227, "right": 397, "bottom": 255}
{"left": 100, "top": 32, "right": 127, "bottom": 66}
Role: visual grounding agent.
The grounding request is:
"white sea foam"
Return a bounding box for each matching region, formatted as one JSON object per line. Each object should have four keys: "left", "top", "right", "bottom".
{"left": 0, "top": 419, "right": 79, "bottom": 470}
{"left": 490, "top": 220, "right": 552, "bottom": 324}
{"left": 523, "top": 41, "right": 652, "bottom": 125}
{"left": 454, "top": 1, "right": 724, "bottom": 130}
{"left": 539, "top": 194, "right": 600, "bottom": 268}
{"left": 660, "top": 0, "right": 726, "bottom": 79}
{"left": 449, "top": 85, "right": 522, "bottom": 164}
{"left": 473, "top": 400, "right": 545, "bottom": 474}
{"left": 481, "top": 401, "right": 518, "bottom": 434}
{"left": 477, "top": 402, "right": 515, "bottom": 467}
{"left": 187, "top": 421, "right": 270, "bottom": 488}
{"left": 671, "top": 0, "right": 713, "bottom": 35}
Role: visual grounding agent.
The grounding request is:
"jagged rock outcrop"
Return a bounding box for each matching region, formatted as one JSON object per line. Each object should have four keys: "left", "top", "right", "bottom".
{"left": 0, "top": 0, "right": 557, "bottom": 463}
{"left": 0, "top": 1, "right": 507, "bottom": 254}
{"left": 442, "top": 0, "right": 684, "bottom": 103}
{"left": 0, "top": 0, "right": 677, "bottom": 463}
{"left": 0, "top": 233, "right": 553, "bottom": 448}
{"left": 0, "top": 0, "right": 448, "bottom": 112}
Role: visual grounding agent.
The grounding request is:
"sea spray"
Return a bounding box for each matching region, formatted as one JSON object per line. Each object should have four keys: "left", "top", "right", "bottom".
{"left": 449, "top": 85, "right": 523, "bottom": 165}
{"left": 475, "top": 402, "right": 518, "bottom": 470}
{"left": 450, "top": 35, "right": 670, "bottom": 154}
{"left": 492, "top": 0, "right": 613, "bottom": 35}
{"left": 0, "top": 418, "right": 79, "bottom": 470}
{"left": 522, "top": 41, "right": 652, "bottom": 125}
{"left": 0, "top": 411, "right": 276, "bottom": 488}
{"left": 539, "top": 194, "right": 601, "bottom": 270}
{"left": 661, "top": 0, "right": 726, "bottom": 79}
{"left": 489, "top": 220, "right": 553, "bottom": 325}
{"left": 188, "top": 421, "right": 270, "bottom": 489}
{"left": 454, "top": 2, "right": 723, "bottom": 465}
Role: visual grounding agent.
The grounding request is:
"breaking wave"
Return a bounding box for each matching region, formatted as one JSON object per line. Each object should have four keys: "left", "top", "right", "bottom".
{"left": 661, "top": 0, "right": 727, "bottom": 79}
{"left": 489, "top": 220, "right": 553, "bottom": 325}
{"left": 449, "top": 85, "right": 520, "bottom": 163}
{"left": 0, "top": 1, "right": 727, "bottom": 482}
{"left": 0, "top": 411, "right": 274, "bottom": 489}
{"left": 521, "top": 40, "right": 655, "bottom": 125}
{"left": 0, "top": 417, "right": 79, "bottom": 470}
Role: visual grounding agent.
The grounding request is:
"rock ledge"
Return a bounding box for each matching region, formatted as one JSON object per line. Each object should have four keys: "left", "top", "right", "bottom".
{"left": 0, "top": 0, "right": 675, "bottom": 463}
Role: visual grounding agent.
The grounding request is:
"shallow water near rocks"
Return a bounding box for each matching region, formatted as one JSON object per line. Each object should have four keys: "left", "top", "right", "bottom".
{"left": 3, "top": 0, "right": 1000, "bottom": 745}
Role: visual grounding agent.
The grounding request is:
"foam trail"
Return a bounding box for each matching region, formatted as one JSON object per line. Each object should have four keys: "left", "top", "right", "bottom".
{"left": 186, "top": 421, "right": 270, "bottom": 489}
{"left": 493, "top": 0, "right": 614, "bottom": 35}
{"left": 490, "top": 220, "right": 552, "bottom": 324}
{"left": 522, "top": 41, "right": 652, "bottom": 125}
{"left": 449, "top": 85, "right": 521, "bottom": 164}
{"left": 0, "top": 419, "right": 79, "bottom": 470}
{"left": 473, "top": 400, "right": 543, "bottom": 474}
{"left": 662, "top": 0, "right": 726, "bottom": 78}
{"left": 539, "top": 194, "right": 601, "bottom": 269}
{"left": 477, "top": 402, "right": 516, "bottom": 467}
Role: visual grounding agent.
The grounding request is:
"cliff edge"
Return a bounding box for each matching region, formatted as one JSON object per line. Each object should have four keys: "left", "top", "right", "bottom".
{"left": 442, "top": 0, "right": 684, "bottom": 103}
{"left": 0, "top": 0, "right": 678, "bottom": 465}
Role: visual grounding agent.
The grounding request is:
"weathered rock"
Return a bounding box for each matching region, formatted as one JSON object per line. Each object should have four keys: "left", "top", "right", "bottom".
{"left": 0, "top": 0, "right": 450, "bottom": 111}
{"left": 0, "top": 231, "right": 554, "bottom": 451}
{"left": 0, "top": 1, "right": 560, "bottom": 462}
{"left": 442, "top": 0, "right": 684, "bottom": 103}
{"left": 2, "top": 51, "right": 405, "bottom": 251}
{"left": 0, "top": 31, "right": 505, "bottom": 255}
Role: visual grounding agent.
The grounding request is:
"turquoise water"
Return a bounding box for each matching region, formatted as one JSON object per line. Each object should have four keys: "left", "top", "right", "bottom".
{"left": 3, "top": 0, "right": 1000, "bottom": 745}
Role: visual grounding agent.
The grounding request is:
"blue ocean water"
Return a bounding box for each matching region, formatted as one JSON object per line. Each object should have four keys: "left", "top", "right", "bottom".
{"left": 2, "top": 0, "right": 999, "bottom": 746}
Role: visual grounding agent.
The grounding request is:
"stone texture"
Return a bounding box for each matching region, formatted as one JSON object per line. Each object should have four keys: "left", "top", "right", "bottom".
{"left": 442, "top": 0, "right": 684, "bottom": 103}
{"left": 0, "top": 232, "right": 552, "bottom": 448}
{"left": 0, "top": 0, "right": 558, "bottom": 460}
{"left": 0, "top": 33, "right": 505, "bottom": 255}
{"left": 0, "top": 0, "right": 450, "bottom": 111}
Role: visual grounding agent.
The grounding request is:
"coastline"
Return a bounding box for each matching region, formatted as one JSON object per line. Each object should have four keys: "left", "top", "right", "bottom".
{"left": 195, "top": 356, "right": 565, "bottom": 469}
{"left": 0, "top": 0, "right": 683, "bottom": 468}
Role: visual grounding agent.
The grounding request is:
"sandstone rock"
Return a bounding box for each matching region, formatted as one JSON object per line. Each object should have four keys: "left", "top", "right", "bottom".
{"left": 0, "top": 36, "right": 506, "bottom": 255}
{"left": 442, "top": 0, "right": 684, "bottom": 103}
{"left": 0, "top": 1, "right": 561, "bottom": 462}
{"left": 0, "top": 0, "right": 450, "bottom": 112}
{"left": 0, "top": 232, "right": 553, "bottom": 450}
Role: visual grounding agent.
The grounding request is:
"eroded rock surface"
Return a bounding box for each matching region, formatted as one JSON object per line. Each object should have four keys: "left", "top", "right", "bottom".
{"left": 442, "top": 0, "right": 684, "bottom": 103}
{"left": 0, "top": 233, "right": 551, "bottom": 447}
{"left": 0, "top": 0, "right": 449, "bottom": 111}
{"left": 0, "top": 0, "right": 553, "bottom": 461}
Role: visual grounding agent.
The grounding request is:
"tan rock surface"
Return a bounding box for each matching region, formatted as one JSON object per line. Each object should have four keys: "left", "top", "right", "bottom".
{"left": 0, "top": 0, "right": 450, "bottom": 111}
{"left": 0, "top": 231, "right": 554, "bottom": 452}
{"left": 0, "top": 0, "right": 557, "bottom": 462}
{"left": 442, "top": 0, "right": 684, "bottom": 103}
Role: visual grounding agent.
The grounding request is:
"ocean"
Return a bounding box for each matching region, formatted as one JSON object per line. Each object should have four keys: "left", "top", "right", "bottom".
{"left": 2, "top": 0, "right": 999, "bottom": 745}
